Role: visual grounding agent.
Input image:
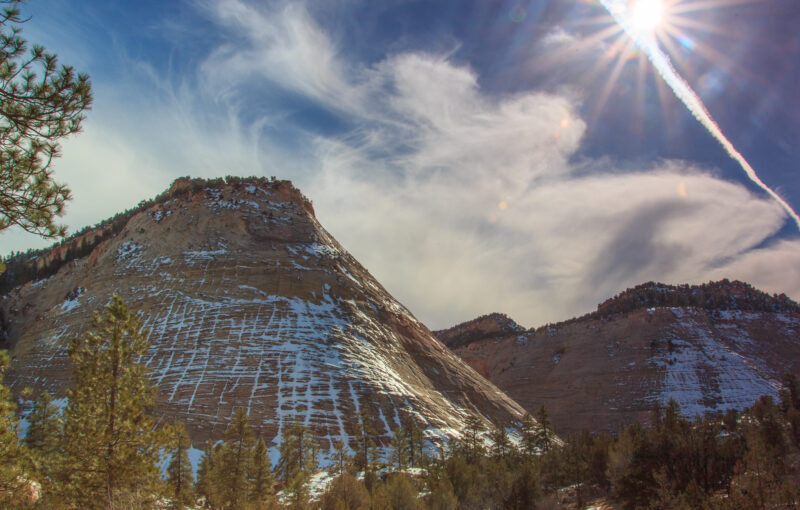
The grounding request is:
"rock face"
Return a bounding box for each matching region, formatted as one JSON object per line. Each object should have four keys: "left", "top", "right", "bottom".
{"left": 436, "top": 281, "right": 800, "bottom": 434}
{"left": 1, "top": 177, "right": 526, "bottom": 454}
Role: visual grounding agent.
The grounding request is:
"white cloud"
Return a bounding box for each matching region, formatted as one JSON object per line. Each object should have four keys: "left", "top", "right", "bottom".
{"left": 3, "top": 0, "right": 798, "bottom": 332}
{"left": 199, "top": 0, "right": 359, "bottom": 115}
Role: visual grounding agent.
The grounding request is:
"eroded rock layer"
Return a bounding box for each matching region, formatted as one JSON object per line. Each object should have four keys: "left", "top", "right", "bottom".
{"left": 2, "top": 177, "right": 526, "bottom": 454}
{"left": 437, "top": 282, "right": 800, "bottom": 434}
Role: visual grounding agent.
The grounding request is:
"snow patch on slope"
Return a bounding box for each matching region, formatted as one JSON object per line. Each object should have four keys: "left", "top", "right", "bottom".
{"left": 650, "top": 309, "right": 781, "bottom": 416}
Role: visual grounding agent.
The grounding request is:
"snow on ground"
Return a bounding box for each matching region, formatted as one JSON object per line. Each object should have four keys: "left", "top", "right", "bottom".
{"left": 650, "top": 309, "right": 781, "bottom": 416}
{"left": 59, "top": 289, "right": 84, "bottom": 314}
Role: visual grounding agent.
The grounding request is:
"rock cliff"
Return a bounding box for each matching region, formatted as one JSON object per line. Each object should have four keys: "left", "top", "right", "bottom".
{"left": 2, "top": 177, "right": 527, "bottom": 454}
{"left": 437, "top": 281, "right": 800, "bottom": 434}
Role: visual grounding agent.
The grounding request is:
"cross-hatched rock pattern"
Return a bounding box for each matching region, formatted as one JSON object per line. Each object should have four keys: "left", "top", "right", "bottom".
{"left": 2, "top": 177, "right": 526, "bottom": 454}
{"left": 437, "top": 288, "right": 800, "bottom": 434}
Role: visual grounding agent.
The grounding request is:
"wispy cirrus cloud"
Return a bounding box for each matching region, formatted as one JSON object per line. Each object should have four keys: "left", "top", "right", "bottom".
{"left": 4, "top": 0, "right": 798, "bottom": 329}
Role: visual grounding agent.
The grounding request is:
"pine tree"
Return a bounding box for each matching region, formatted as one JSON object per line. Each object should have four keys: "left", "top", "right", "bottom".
{"left": 219, "top": 407, "right": 256, "bottom": 510}
{"left": 166, "top": 423, "right": 194, "bottom": 510}
{"left": 0, "top": 350, "right": 29, "bottom": 506}
{"left": 25, "top": 389, "right": 63, "bottom": 497}
{"left": 0, "top": 0, "right": 92, "bottom": 238}
{"left": 489, "top": 418, "right": 511, "bottom": 459}
{"left": 534, "top": 405, "right": 553, "bottom": 453}
{"left": 59, "top": 294, "right": 166, "bottom": 509}
{"left": 24, "top": 390, "right": 62, "bottom": 454}
{"left": 779, "top": 373, "right": 799, "bottom": 412}
{"left": 425, "top": 476, "right": 458, "bottom": 510}
{"left": 374, "top": 473, "right": 418, "bottom": 510}
{"left": 331, "top": 439, "right": 351, "bottom": 475}
{"left": 402, "top": 416, "right": 425, "bottom": 468}
{"left": 319, "top": 471, "right": 370, "bottom": 510}
{"left": 276, "top": 423, "right": 318, "bottom": 507}
{"left": 390, "top": 425, "right": 410, "bottom": 469}
{"left": 353, "top": 409, "right": 380, "bottom": 474}
{"left": 520, "top": 413, "right": 537, "bottom": 459}
{"left": 249, "top": 436, "right": 275, "bottom": 510}
{"left": 462, "top": 415, "right": 485, "bottom": 461}
{"left": 506, "top": 461, "right": 540, "bottom": 510}
{"left": 196, "top": 443, "right": 224, "bottom": 509}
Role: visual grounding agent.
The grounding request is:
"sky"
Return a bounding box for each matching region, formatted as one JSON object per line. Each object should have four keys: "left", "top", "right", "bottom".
{"left": 3, "top": 0, "right": 800, "bottom": 329}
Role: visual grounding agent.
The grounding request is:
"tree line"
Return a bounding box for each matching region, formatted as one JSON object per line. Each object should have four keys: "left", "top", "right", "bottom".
{"left": 1, "top": 295, "right": 799, "bottom": 509}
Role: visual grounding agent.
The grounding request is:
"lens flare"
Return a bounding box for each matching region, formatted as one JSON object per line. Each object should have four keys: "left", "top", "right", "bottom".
{"left": 598, "top": 0, "right": 800, "bottom": 231}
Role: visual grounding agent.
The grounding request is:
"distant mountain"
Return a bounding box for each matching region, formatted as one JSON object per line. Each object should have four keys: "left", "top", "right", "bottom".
{"left": 436, "top": 280, "right": 800, "bottom": 434}
{"left": 1, "top": 176, "right": 527, "bottom": 455}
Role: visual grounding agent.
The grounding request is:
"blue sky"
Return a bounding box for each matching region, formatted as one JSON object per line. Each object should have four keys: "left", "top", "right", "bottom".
{"left": 4, "top": 0, "right": 800, "bottom": 329}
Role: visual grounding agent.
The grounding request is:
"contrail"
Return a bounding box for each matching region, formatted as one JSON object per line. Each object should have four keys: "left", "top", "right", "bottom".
{"left": 598, "top": 0, "right": 800, "bottom": 231}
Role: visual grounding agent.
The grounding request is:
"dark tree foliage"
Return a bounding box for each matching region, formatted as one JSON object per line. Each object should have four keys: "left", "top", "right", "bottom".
{"left": 0, "top": 0, "right": 92, "bottom": 238}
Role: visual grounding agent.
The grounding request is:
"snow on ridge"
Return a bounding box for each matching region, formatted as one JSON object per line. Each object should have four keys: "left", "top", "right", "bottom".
{"left": 204, "top": 188, "right": 261, "bottom": 212}
{"left": 305, "top": 242, "right": 340, "bottom": 259}
{"left": 651, "top": 312, "right": 780, "bottom": 416}
{"left": 151, "top": 209, "right": 173, "bottom": 222}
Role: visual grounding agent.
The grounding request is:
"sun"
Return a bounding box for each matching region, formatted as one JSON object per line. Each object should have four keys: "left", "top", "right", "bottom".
{"left": 630, "top": 0, "right": 664, "bottom": 35}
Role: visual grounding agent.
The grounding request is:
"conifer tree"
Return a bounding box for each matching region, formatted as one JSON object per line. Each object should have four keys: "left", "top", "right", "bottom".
{"left": 218, "top": 407, "right": 256, "bottom": 510}
{"left": 25, "top": 389, "right": 63, "bottom": 496}
{"left": 373, "top": 472, "right": 418, "bottom": 510}
{"left": 390, "top": 425, "right": 410, "bottom": 469}
{"left": 0, "top": 350, "right": 29, "bottom": 506}
{"left": 534, "top": 405, "right": 553, "bottom": 453}
{"left": 425, "top": 476, "right": 458, "bottom": 510}
{"left": 0, "top": 0, "right": 92, "bottom": 238}
{"left": 462, "top": 415, "right": 485, "bottom": 461}
{"left": 506, "top": 461, "right": 540, "bottom": 510}
{"left": 353, "top": 409, "right": 380, "bottom": 474}
{"left": 319, "top": 471, "right": 370, "bottom": 510}
{"left": 520, "top": 413, "right": 537, "bottom": 459}
{"left": 196, "top": 443, "right": 225, "bottom": 508}
{"left": 779, "top": 373, "right": 799, "bottom": 412}
{"left": 59, "top": 294, "right": 166, "bottom": 509}
{"left": 276, "top": 423, "right": 318, "bottom": 506}
{"left": 249, "top": 436, "right": 275, "bottom": 510}
{"left": 331, "top": 439, "right": 351, "bottom": 475}
{"left": 166, "top": 422, "right": 194, "bottom": 510}
{"left": 24, "top": 390, "right": 62, "bottom": 454}
{"left": 489, "top": 418, "right": 511, "bottom": 459}
{"left": 402, "top": 416, "right": 425, "bottom": 468}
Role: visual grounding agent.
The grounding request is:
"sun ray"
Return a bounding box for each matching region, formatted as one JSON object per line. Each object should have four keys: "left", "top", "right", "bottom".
{"left": 662, "top": 22, "right": 763, "bottom": 87}
{"left": 592, "top": 37, "right": 638, "bottom": 120}
{"left": 670, "top": 0, "right": 765, "bottom": 16}
{"left": 595, "top": 0, "right": 800, "bottom": 230}
{"left": 633, "top": 50, "right": 651, "bottom": 134}
{"left": 536, "top": 24, "right": 622, "bottom": 70}
{"left": 668, "top": 15, "right": 740, "bottom": 37}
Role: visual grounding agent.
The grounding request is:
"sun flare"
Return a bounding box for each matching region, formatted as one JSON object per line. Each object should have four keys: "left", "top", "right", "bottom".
{"left": 630, "top": 0, "right": 664, "bottom": 35}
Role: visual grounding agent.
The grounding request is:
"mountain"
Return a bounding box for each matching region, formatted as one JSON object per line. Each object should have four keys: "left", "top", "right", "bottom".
{"left": 0, "top": 176, "right": 527, "bottom": 455}
{"left": 436, "top": 280, "right": 800, "bottom": 434}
